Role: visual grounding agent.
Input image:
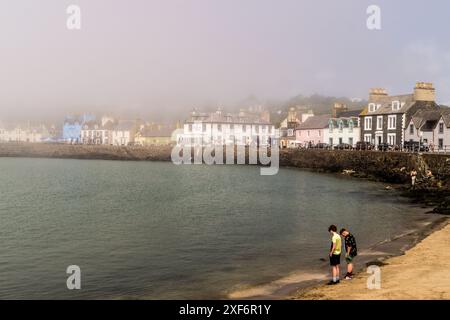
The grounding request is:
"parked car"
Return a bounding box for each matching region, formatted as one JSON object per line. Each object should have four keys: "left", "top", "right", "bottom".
{"left": 403, "top": 141, "right": 429, "bottom": 152}
{"left": 334, "top": 143, "right": 353, "bottom": 150}
{"left": 377, "top": 143, "right": 393, "bottom": 151}
{"left": 355, "top": 141, "right": 374, "bottom": 150}
{"left": 315, "top": 143, "right": 330, "bottom": 149}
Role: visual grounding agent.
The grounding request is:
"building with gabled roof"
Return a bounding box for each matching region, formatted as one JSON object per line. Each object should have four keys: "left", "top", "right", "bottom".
{"left": 359, "top": 82, "right": 440, "bottom": 147}
{"left": 294, "top": 114, "right": 330, "bottom": 146}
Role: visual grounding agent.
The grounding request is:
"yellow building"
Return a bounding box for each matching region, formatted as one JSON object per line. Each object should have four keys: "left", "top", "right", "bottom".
{"left": 134, "top": 124, "right": 176, "bottom": 146}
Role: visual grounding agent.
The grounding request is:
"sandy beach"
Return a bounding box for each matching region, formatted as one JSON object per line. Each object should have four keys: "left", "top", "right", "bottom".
{"left": 293, "top": 219, "right": 450, "bottom": 300}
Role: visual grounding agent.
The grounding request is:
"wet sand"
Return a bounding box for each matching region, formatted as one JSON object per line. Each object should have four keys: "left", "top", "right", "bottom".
{"left": 293, "top": 218, "right": 450, "bottom": 300}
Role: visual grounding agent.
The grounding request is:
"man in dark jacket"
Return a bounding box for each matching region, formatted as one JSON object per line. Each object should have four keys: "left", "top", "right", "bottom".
{"left": 340, "top": 228, "right": 357, "bottom": 280}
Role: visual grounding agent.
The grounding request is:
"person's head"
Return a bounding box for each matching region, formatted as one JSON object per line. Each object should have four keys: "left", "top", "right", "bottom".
{"left": 340, "top": 228, "right": 349, "bottom": 237}
{"left": 328, "top": 225, "right": 337, "bottom": 234}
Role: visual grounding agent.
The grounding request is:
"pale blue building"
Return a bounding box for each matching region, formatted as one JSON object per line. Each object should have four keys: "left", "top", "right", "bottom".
{"left": 62, "top": 114, "right": 95, "bottom": 143}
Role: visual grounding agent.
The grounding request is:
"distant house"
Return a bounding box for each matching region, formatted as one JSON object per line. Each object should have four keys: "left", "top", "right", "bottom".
{"left": 359, "top": 82, "right": 440, "bottom": 147}
{"left": 112, "top": 120, "right": 140, "bottom": 146}
{"left": 180, "top": 108, "right": 275, "bottom": 147}
{"left": 295, "top": 114, "right": 330, "bottom": 146}
{"left": 63, "top": 114, "right": 95, "bottom": 143}
{"left": 135, "top": 125, "right": 176, "bottom": 146}
{"left": 325, "top": 104, "right": 362, "bottom": 147}
{"left": 0, "top": 124, "right": 49, "bottom": 143}
{"left": 405, "top": 108, "right": 450, "bottom": 150}
{"left": 81, "top": 119, "right": 115, "bottom": 145}
{"left": 279, "top": 108, "right": 314, "bottom": 148}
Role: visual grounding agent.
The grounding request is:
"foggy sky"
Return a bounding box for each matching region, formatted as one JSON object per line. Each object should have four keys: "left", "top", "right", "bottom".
{"left": 1, "top": 0, "right": 450, "bottom": 123}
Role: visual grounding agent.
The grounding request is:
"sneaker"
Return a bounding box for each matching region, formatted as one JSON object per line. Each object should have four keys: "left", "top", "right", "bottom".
{"left": 327, "top": 280, "right": 339, "bottom": 285}
{"left": 344, "top": 275, "right": 352, "bottom": 280}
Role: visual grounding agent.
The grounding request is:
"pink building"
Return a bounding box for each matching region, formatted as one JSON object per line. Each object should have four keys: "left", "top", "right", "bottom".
{"left": 295, "top": 114, "right": 330, "bottom": 146}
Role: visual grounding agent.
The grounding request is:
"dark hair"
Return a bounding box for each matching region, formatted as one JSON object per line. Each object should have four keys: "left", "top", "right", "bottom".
{"left": 339, "top": 228, "right": 347, "bottom": 235}
{"left": 328, "top": 225, "right": 337, "bottom": 232}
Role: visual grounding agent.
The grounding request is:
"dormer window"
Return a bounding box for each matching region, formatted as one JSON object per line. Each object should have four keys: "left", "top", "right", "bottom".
{"left": 368, "top": 103, "right": 376, "bottom": 112}
{"left": 392, "top": 101, "right": 400, "bottom": 111}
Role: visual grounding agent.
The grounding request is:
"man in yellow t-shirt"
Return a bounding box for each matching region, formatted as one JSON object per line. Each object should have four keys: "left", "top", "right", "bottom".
{"left": 328, "top": 225, "right": 341, "bottom": 285}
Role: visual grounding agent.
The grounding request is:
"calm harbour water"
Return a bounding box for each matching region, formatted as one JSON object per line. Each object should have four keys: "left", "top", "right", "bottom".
{"left": 0, "top": 158, "right": 429, "bottom": 299}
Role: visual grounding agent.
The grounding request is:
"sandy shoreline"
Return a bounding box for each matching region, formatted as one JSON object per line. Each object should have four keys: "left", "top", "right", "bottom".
{"left": 292, "top": 217, "right": 450, "bottom": 300}
{"left": 228, "top": 213, "right": 449, "bottom": 300}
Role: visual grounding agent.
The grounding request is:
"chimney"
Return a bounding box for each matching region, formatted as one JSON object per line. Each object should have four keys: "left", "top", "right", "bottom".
{"left": 369, "top": 88, "right": 388, "bottom": 102}
{"left": 332, "top": 102, "right": 348, "bottom": 118}
{"left": 414, "top": 82, "right": 435, "bottom": 102}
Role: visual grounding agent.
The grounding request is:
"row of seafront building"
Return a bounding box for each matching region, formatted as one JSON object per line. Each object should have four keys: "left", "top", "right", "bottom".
{"left": 290, "top": 82, "right": 450, "bottom": 150}
{"left": 1, "top": 81, "right": 449, "bottom": 149}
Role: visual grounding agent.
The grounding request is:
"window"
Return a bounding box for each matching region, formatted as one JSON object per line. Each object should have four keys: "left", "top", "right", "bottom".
{"left": 410, "top": 124, "right": 414, "bottom": 134}
{"left": 188, "top": 124, "right": 192, "bottom": 132}
{"left": 364, "top": 134, "right": 372, "bottom": 142}
{"left": 392, "top": 101, "right": 400, "bottom": 111}
{"left": 329, "top": 138, "right": 333, "bottom": 146}
{"left": 377, "top": 116, "right": 383, "bottom": 130}
{"left": 364, "top": 117, "right": 372, "bottom": 130}
{"left": 368, "top": 103, "right": 376, "bottom": 112}
{"left": 230, "top": 124, "right": 234, "bottom": 130}
{"left": 439, "top": 138, "right": 444, "bottom": 149}
{"left": 243, "top": 125, "right": 247, "bottom": 133}
{"left": 202, "top": 124, "right": 206, "bottom": 132}
{"left": 388, "top": 133, "right": 396, "bottom": 145}
{"left": 307, "top": 130, "right": 310, "bottom": 137}
{"left": 339, "top": 137, "right": 343, "bottom": 144}
{"left": 388, "top": 115, "right": 396, "bottom": 130}
{"left": 439, "top": 123, "right": 444, "bottom": 134}
{"left": 338, "top": 121, "right": 343, "bottom": 132}
{"left": 348, "top": 120, "right": 354, "bottom": 132}
{"left": 218, "top": 124, "right": 222, "bottom": 131}
{"left": 349, "top": 137, "right": 353, "bottom": 146}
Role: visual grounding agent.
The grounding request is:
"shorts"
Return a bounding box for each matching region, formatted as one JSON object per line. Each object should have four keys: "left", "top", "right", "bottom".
{"left": 330, "top": 254, "right": 341, "bottom": 266}
{"left": 346, "top": 255, "right": 356, "bottom": 263}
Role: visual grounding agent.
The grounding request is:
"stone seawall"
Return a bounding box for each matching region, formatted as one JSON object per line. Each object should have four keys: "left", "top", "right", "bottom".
{"left": 2, "top": 143, "right": 450, "bottom": 183}
{"left": 0, "top": 143, "right": 174, "bottom": 162}
{"left": 280, "top": 149, "right": 450, "bottom": 184}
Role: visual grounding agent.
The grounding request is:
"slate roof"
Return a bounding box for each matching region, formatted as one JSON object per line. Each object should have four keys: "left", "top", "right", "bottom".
{"left": 295, "top": 114, "right": 331, "bottom": 130}
{"left": 187, "top": 110, "right": 270, "bottom": 125}
{"left": 360, "top": 94, "right": 415, "bottom": 116}
{"left": 439, "top": 108, "right": 450, "bottom": 128}
{"left": 336, "top": 109, "right": 363, "bottom": 118}
{"left": 410, "top": 109, "right": 442, "bottom": 129}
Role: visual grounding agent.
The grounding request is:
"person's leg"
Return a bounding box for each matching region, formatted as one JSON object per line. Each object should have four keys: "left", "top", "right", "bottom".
{"left": 348, "top": 262, "right": 353, "bottom": 275}
{"left": 332, "top": 266, "right": 337, "bottom": 282}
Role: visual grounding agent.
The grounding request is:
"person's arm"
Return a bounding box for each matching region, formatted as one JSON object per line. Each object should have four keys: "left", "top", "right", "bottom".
{"left": 346, "top": 246, "right": 351, "bottom": 256}
{"left": 330, "top": 242, "right": 336, "bottom": 256}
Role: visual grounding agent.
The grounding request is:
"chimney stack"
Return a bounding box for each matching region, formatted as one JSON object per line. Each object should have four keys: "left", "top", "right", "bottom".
{"left": 332, "top": 102, "right": 348, "bottom": 118}
{"left": 369, "top": 88, "right": 388, "bottom": 102}
{"left": 414, "top": 82, "right": 435, "bottom": 102}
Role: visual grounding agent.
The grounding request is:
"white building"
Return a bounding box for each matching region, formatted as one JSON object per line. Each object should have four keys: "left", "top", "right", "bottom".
{"left": 111, "top": 120, "right": 139, "bottom": 146}
{"left": 405, "top": 108, "right": 450, "bottom": 150}
{"left": 324, "top": 110, "right": 362, "bottom": 147}
{"left": 81, "top": 121, "right": 113, "bottom": 145}
{"left": 179, "top": 109, "right": 276, "bottom": 147}
{"left": 0, "top": 124, "right": 49, "bottom": 143}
